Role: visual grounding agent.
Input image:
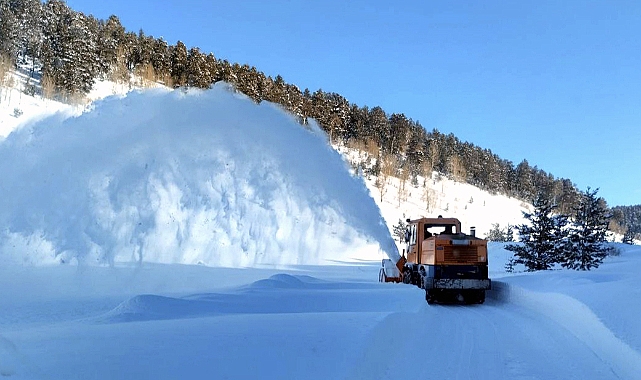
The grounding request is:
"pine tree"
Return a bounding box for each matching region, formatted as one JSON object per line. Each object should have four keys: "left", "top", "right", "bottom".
{"left": 515, "top": 160, "right": 535, "bottom": 201}
{"left": 65, "top": 12, "right": 99, "bottom": 95}
{"left": 392, "top": 218, "right": 407, "bottom": 243}
{"left": 368, "top": 106, "right": 389, "bottom": 151}
{"left": 151, "top": 37, "right": 170, "bottom": 84}
{"left": 505, "top": 224, "right": 515, "bottom": 242}
{"left": 561, "top": 188, "right": 612, "bottom": 270}
{"left": 622, "top": 229, "right": 635, "bottom": 245}
{"left": 505, "top": 192, "right": 568, "bottom": 271}
{"left": 169, "top": 41, "right": 188, "bottom": 87}
{"left": 485, "top": 223, "right": 506, "bottom": 242}
{"left": 96, "top": 15, "right": 125, "bottom": 77}
{"left": 0, "top": 0, "right": 19, "bottom": 62}
{"left": 186, "top": 47, "right": 209, "bottom": 88}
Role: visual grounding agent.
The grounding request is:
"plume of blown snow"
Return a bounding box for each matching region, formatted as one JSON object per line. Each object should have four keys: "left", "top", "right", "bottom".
{"left": 0, "top": 84, "right": 398, "bottom": 267}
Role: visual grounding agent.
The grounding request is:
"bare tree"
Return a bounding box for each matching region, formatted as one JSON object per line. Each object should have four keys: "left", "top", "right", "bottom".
{"left": 397, "top": 163, "right": 410, "bottom": 207}
{"left": 110, "top": 46, "right": 130, "bottom": 84}
{"left": 422, "top": 186, "right": 436, "bottom": 212}
{"left": 0, "top": 55, "right": 11, "bottom": 103}
{"left": 427, "top": 143, "right": 439, "bottom": 174}
{"left": 449, "top": 155, "right": 467, "bottom": 182}
{"left": 375, "top": 153, "right": 396, "bottom": 203}
{"left": 135, "top": 62, "right": 156, "bottom": 87}
{"left": 41, "top": 74, "right": 55, "bottom": 100}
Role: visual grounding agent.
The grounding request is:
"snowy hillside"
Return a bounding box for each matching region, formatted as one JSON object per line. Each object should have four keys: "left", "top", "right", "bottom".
{"left": 1, "top": 82, "right": 640, "bottom": 380}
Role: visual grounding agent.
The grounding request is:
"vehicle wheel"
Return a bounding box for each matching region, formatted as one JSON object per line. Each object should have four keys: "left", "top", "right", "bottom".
{"left": 426, "top": 290, "right": 435, "bottom": 304}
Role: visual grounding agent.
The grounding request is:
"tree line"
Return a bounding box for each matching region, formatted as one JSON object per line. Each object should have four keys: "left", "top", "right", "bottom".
{"left": 1, "top": 0, "right": 639, "bottom": 236}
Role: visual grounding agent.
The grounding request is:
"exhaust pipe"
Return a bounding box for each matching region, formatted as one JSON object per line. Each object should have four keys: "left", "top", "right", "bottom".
{"left": 470, "top": 227, "right": 476, "bottom": 237}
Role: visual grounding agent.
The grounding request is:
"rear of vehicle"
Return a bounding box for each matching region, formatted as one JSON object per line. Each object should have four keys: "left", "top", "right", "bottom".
{"left": 396, "top": 217, "right": 491, "bottom": 304}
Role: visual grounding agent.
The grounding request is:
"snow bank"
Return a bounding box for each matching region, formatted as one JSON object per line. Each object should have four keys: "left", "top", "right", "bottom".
{"left": 490, "top": 280, "right": 641, "bottom": 379}
{"left": 0, "top": 84, "right": 397, "bottom": 267}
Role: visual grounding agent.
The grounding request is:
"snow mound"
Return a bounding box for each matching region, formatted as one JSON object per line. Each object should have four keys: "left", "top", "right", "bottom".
{"left": 100, "top": 294, "right": 211, "bottom": 322}
{"left": 248, "top": 273, "right": 328, "bottom": 289}
{"left": 0, "top": 84, "right": 397, "bottom": 267}
{"left": 97, "top": 273, "right": 411, "bottom": 323}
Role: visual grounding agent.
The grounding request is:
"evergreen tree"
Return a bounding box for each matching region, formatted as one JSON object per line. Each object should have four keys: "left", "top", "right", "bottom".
{"left": 485, "top": 223, "right": 515, "bottom": 242}
{"left": 96, "top": 15, "right": 125, "bottom": 77}
{"left": 561, "top": 188, "right": 612, "bottom": 270}
{"left": 0, "top": 0, "right": 19, "bottom": 62}
{"left": 485, "top": 223, "right": 506, "bottom": 242}
{"left": 515, "top": 160, "right": 535, "bottom": 201}
{"left": 151, "top": 37, "right": 170, "bottom": 84}
{"left": 186, "top": 47, "right": 209, "bottom": 88}
{"left": 392, "top": 218, "right": 407, "bottom": 243}
{"left": 387, "top": 113, "right": 410, "bottom": 155}
{"left": 622, "top": 229, "right": 636, "bottom": 245}
{"left": 505, "top": 224, "right": 515, "bottom": 242}
{"left": 505, "top": 192, "right": 568, "bottom": 271}
{"left": 66, "top": 13, "right": 99, "bottom": 95}
{"left": 169, "top": 41, "right": 188, "bottom": 87}
{"left": 368, "top": 106, "right": 388, "bottom": 150}
{"left": 346, "top": 104, "right": 368, "bottom": 141}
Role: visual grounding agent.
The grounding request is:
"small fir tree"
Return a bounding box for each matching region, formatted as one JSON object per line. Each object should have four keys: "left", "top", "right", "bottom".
{"left": 505, "top": 224, "right": 515, "bottom": 242}
{"left": 485, "top": 223, "right": 506, "bottom": 242}
{"left": 561, "top": 188, "right": 612, "bottom": 270}
{"left": 392, "top": 218, "right": 407, "bottom": 243}
{"left": 505, "top": 193, "right": 568, "bottom": 271}
{"left": 622, "top": 229, "right": 636, "bottom": 245}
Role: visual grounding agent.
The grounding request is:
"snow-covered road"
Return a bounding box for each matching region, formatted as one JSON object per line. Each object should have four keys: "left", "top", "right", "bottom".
{"left": 2, "top": 254, "right": 639, "bottom": 380}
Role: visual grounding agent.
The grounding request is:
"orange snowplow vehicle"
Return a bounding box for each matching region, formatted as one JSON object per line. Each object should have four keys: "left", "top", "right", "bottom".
{"left": 379, "top": 216, "right": 491, "bottom": 304}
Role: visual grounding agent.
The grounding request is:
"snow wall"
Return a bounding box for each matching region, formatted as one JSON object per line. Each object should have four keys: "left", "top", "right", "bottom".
{"left": 0, "top": 84, "right": 399, "bottom": 267}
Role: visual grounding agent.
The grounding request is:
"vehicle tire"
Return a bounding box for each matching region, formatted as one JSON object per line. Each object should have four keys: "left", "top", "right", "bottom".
{"left": 477, "top": 290, "right": 486, "bottom": 304}
{"left": 402, "top": 270, "right": 412, "bottom": 284}
{"left": 426, "top": 290, "right": 435, "bottom": 304}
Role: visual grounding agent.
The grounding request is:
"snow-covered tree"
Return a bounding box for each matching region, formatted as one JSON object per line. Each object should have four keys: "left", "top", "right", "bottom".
{"left": 505, "top": 224, "right": 514, "bottom": 242}
{"left": 0, "top": 0, "right": 19, "bottom": 62}
{"left": 622, "top": 229, "right": 636, "bottom": 245}
{"left": 485, "top": 223, "right": 506, "bottom": 242}
{"left": 506, "top": 193, "right": 568, "bottom": 271}
{"left": 392, "top": 218, "right": 407, "bottom": 243}
{"left": 169, "top": 41, "right": 188, "bottom": 87}
{"left": 485, "top": 223, "right": 517, "bottom": 242}
{"left": 561, "top": 188, "right": 612, "bottom": 270}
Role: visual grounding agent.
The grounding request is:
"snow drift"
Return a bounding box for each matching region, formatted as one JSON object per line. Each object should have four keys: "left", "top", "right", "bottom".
{"left": 0, "top": 84, "right": 397, "bottom": 266}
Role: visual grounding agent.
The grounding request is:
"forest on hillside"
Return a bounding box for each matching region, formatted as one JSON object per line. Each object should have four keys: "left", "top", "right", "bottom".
{"left": 0, "top": 0, "right": 638, "bottom": 238}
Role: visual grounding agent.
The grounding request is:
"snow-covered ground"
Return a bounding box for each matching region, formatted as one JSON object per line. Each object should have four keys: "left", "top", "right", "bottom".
{"left": 0, "top": 79, "right": 639, "bottom": 379}
{"left": 1, "top": 244, "right": 640, "bottom": 379}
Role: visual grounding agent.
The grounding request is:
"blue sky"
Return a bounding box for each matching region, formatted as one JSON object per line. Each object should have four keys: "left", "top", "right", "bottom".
{"left": 66, "top": 0, "right": 641, "bottom": 206}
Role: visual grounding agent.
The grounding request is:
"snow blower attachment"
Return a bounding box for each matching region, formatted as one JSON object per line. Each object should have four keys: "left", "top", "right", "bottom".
{"left": 379, "top": 216, "right": 491, "bottom": 304}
